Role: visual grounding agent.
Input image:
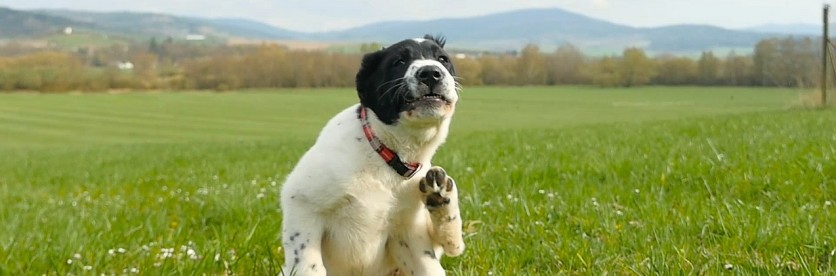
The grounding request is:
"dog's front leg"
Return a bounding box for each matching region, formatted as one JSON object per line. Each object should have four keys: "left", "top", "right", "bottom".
{"left": 387, "top": 214, "right": 447, "bottom": 276}
{"left": 388, "top": 166, "right": 465, "bottom": 276}
{"left": 280, "top": 201, "right": 326, "bottom": 276}
{"left": 420, "top": 166, "right": 465, "bottom": 257}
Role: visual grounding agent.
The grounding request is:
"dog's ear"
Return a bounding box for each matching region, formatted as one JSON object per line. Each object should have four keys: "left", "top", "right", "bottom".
{"left": 423, "top": 34, "right": 446, "bottom": 48}
{"left": 356, "top": 50, "right": 385, "bottom": 102}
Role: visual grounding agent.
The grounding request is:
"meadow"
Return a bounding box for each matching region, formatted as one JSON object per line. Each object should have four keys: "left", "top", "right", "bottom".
{"left": 0, "top": 86, "right": 833, "bottom": 274}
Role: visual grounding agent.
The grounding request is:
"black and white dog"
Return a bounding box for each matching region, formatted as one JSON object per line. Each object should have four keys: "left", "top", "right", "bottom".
{"left": 280, "top": 35, "right": 464, "bottom": 275}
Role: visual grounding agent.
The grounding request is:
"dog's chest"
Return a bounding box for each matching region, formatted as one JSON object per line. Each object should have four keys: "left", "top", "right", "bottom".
{"left": 321, "top": 170, "right": 421, "bottom": 269}
{"left": 336, "top": 168, "right": 419, "bottom": 223}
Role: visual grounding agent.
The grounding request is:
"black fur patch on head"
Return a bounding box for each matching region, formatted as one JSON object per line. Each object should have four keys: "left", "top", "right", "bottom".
{"left": 355, "top": 34, "right": 455, "bottom": 125}
{"left": 423, "top": 34, "right": 446, "bottom": 48}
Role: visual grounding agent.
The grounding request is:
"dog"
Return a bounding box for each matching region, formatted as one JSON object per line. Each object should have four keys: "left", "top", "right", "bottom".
{"left": 279, "top": 35, "right": 465, "bottom": 275}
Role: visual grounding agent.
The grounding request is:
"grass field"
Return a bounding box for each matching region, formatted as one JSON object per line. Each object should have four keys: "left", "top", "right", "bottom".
{"left": 0, "top": 86, "right": 834, "bottom": 274}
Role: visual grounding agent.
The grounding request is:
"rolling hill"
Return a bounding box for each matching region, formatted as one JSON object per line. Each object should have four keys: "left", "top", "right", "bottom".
{"left": 744, "top": 23, "right": 823, "bottom": 35}
{"left": 0, "top": 6, "right": 796, "bottom": 53}
{"left": 35, "top": 9, "right": 305, "bottom": 40}
{"left": 0, "top": 7, "right": 91, "bottom": 38}
{"left": 313, "top": 8, "right": 773, "bottom": 53}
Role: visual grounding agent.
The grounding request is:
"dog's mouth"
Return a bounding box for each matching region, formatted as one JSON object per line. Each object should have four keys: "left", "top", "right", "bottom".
{"left": 407, "top": 93, "right": 451, "bottom": 105}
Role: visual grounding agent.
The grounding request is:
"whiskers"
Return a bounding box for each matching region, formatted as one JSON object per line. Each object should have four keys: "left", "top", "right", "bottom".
{"left": 452, "top": 76, "right": 464, "bottom": 96}
{"left": 377, "top": 77, "right": 409, "bottom": 103}
{"left": 376, "top": 76, "right": 463, "bottom": 104}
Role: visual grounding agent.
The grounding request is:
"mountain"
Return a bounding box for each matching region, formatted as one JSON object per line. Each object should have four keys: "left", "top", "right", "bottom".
{"left": 314, "top": 8, "right": 638, "bottom": 50}
{"left": 315, "top": 8, "right": 776, "bottom": 53}
{"left": 35, "top": 9, "right": 304, "bottom": 40}
{"left": 0, "top": 7, "right": 91, "bottom": 38}
{"left": 206, "top": 18, "right": 305, "bottom": 39}
{"left": 0, "top": 6, "right": 794, "bottom": 53}
{"left": 639, "top": 25, "right": 768, "bottom": 52}
{"left": 744, "top": 23, "right": 822, "bottom": 35}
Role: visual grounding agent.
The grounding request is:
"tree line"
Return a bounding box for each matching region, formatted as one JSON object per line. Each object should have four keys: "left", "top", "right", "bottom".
{"left": 0, "top": 36, "right": 823, "bottom": 92}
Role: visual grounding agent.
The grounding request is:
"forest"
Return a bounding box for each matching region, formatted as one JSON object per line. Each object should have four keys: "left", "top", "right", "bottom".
{"left": 0, "top": 36, "right": 821, "bottom": 92}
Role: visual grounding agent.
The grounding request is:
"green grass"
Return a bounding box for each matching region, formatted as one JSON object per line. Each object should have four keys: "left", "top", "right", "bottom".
{"left": 44, "top": 32, "right": 129, "bottom": 49}
{"left": 0, "top": 86, "right": 833, "bottom": 274}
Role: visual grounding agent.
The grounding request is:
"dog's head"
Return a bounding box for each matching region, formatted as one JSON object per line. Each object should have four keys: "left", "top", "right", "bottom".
{"left": 356, "top": 35, "right": 459, "bottom": 126}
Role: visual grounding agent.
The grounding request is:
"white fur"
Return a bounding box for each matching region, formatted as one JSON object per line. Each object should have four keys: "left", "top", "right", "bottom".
{"left": 280, "top": 58, "right": 463, "bottom": 276}
{"left": 403, "top": 59, "right": 458, "bottom": 103}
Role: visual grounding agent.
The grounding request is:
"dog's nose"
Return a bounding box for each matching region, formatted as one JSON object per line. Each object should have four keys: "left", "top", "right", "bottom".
{"left": 416, "top": 65, "right": 444, "bottom": 87}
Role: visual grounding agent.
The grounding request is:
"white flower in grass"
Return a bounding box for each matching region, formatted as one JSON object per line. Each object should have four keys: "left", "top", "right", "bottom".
{"left": 117, "top": 248, "right": 126, "bottom": 254}
{"left": 538, "top": 189, "right": 545, "bottom": 194}
{"left": 633, "top": 189, "right": 640, "bottom": 194}
{"left": 215, "top": 253, "right": 221, "bottom": 262}
{"left": 108, "top": 249, "right": 116, "bottom": 256}
{"left": 724, "top": 263, "right": 734, "bottom": 270}
{"left": 547, "top": 193, "right": 555, "bottom": 199}
{"left": 83, "top": 265, "right": 92, "bottom": 271}
{"left": 159, "top": 248, "right": 175, "bottom": 259}
{"left": 187, "top": 248, "right": 200, "bottom": 260}
{"left": 66, "top": 259, "right": 73, "bottom": 265}
{"left": 129, "top": 267, "right": 139, "bottom": 274}
{"left": 826, "top": 200, "right": 832, "bottom": 207}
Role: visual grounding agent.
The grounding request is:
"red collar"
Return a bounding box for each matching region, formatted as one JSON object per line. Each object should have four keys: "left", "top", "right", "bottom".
{"left": 358, "top": 106, "right": 422, "bottom": 179}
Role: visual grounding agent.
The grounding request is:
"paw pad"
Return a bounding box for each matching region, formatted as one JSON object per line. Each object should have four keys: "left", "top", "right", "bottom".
{"left": 419, "top": 167, "right": 454, "bottom": 208}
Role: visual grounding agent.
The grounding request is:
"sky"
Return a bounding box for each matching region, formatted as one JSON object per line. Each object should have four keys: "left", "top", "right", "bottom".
{"left": 1, "top": 0, "right": 830, "bottom": 32}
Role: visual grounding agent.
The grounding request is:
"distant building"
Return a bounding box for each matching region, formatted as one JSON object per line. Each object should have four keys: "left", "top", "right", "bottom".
{"left": 185, "top": 34, "right": 206, "bottom": 41}
{"left": 117, "top": 61, "right": 134, "bottom": 70}
{"left": 64, "top": 27, "right": 73, "bottom": 35}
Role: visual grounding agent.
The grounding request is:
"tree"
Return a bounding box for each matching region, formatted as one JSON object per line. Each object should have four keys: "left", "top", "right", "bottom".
{"left": 722, "top": 52, "right": 752, "bottom": 86}
{"left": 548, "top": 43, "right": 586, "bottom": 85}
{"left": 452, "top": 56, "right": 483, "bottom": 86}
{"left": 753, "top": 39, "right": 779, "bottom": 86}
{"left": 515, "top": 44, "right": 547, "bottom": 85}
{"left": 589, "top": 56, "right": 622, "bottom": 87}
{"left": 479, "top": 55, "right": 515, "bottom": 85}
{"left": 697, "top": 51, "right": 720, "bottom": 85}
{"left": 654, "top": 55, "right": 697, "bottom": 85}
{"left": 149, "top": 37, "right": 160, "bottom": 55}
{"left": 618, "top": 47, "right": 655, "bottom": 87}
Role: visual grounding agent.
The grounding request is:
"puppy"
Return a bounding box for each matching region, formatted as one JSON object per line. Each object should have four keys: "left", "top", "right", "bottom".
{"left": 279, "top": 35, "right": 464, "bottom": 275}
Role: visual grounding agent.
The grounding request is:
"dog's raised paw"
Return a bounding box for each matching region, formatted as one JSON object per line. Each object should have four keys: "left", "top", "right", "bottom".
{"left": 419, "top": 166, "right": 454, "bottom": 209}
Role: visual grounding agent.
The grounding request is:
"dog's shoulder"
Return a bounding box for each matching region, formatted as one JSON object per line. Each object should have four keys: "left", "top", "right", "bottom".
{"left": 312, "top": 103, "right": 363, "bottom": 147}
{"left": 284, "top": 104, "right": 369, "bottom": 182}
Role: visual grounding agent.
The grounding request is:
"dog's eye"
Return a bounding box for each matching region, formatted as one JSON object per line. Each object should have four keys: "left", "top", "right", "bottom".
{"left": 438, "top": 56, "right": 450, "bottom": 63}
{"left": 392, "top": 59, "right": 406, "bottom": 67}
